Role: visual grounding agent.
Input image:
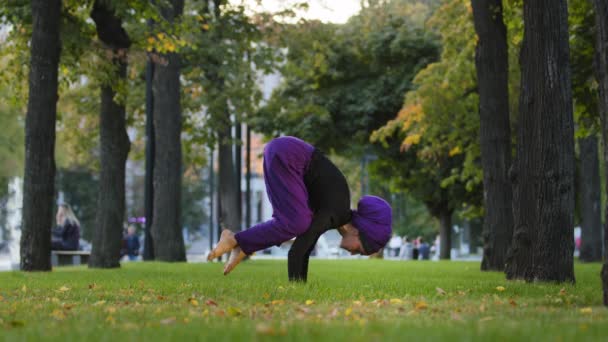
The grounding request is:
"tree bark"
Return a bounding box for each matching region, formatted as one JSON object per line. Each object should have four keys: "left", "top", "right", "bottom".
{"left": 578, "top": 135, "right": 602, "bottom": 262}
{"left": 439, "top": 209, "right": 452, "bottom": 260}
{"left": 151, "top": 0, "right": 186, "bottom": 261}
{"left": 218, "top": 118, "right": 241, "bottom": 232}
{"left": 590, "top": 0, "right": 608, "bottom": 305}
{"left": 471, "top": 0, "right": 513, "bottom": 272}
{"left": 506, "top": 0, "right": 575, "bottom": 283}
{"left": 88, "top": 0, "right": 132, "bottom": 268}
{"left": 20, "top": 0, "right": 61, "bottom": 271}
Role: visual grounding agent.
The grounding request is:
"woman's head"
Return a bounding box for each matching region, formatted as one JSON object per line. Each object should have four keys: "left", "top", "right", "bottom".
{"left": 56, "top": 204, "right": 80, "bottom": 226}
{"left": 339, "top": 222, "right": 366, "bottom": 255}
{"left": 350, "top": 195, "right": 392, "bottom": 255}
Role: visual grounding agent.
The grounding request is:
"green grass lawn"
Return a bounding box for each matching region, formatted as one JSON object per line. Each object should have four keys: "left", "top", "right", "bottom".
{"left": 0, "top": 260, "right": 606, "bottom": 341}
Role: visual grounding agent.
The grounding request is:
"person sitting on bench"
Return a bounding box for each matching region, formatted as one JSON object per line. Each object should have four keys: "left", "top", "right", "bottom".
{"left": 51, "top": 203, "right": 81, "bottom": 251}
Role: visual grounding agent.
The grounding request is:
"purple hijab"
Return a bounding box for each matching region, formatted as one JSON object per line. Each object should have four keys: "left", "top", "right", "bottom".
{"left": 351, "top": 195, "right": 392, "bottom": 254}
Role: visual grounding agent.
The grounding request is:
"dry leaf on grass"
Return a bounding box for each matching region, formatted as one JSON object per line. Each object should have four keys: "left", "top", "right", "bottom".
{"left": 414, "top": 301, "right": 428, "bottom": 310}
{"left": 160, "top": 317, "right": 176, "bottom": 325}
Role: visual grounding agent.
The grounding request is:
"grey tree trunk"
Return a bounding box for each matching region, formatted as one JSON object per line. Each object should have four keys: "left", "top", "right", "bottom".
{"left": 439, "top": 209, "right": 452, "bottom": 260}
{"left": 590, "top": 0, "right": 608, "bottom": 305}
{"left": 88, "top": 0, "right": 132, "bottom": 268}
{"left": 471, "top": 0, "right": 513, "bottom": 272}
{"left": 151, "top": 0, "right": 186, "bottom": 261}
{"left": 20, "top": 0, "right": 61, "bottom": 271}
{"left": 506, "top": 0, "right": 575, "bottom": 283}
{"left": 578, "top": 135, "right": 602, "bottom": 262}
{"left": 218, "top": 119, "right": 241, "bottom": 232}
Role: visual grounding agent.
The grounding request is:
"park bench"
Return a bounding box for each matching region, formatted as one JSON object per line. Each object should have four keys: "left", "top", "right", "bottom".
{"left": 51, "top": 250, "right": 91, "bottom": 267}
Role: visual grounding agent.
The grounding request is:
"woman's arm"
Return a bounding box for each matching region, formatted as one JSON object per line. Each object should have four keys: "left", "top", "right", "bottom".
{"left": 287, "top": 213, "right": 331, "bottom": 282}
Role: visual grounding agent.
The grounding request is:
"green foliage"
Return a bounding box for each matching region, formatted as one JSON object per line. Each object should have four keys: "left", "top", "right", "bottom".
{"left": 569, "top": 0, "right": 599, "bottom": 137}
{"left": 0, "top": 82, "right": 24, "bottom": 197}
{"left": 180, "top": 0, "right": 280, "bottom": 149}
{"left": 253, "top": 0, "right": 439, "bottom": 154}
{"left": 0, "top": 261, "right": 605, "bottom": 340}
{"left": 371, "top": 0, "right": 482, "bottom": 219}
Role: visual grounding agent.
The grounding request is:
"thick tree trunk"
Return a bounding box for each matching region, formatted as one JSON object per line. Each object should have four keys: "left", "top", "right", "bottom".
{"left": 20, "top": 0, "right": 61, "bottom": 271}
{"left": 506, "top": 0, "right": 575, "bottom": 283}
{"left": 218, "top": 119, "right": 241, "bottom": 232}
{"left": 439, "top": 209, "right": 452, "bottom": 260}
{"left": 471, "top": 0, "right": 513, "bottom": 272}
{"left": 89, "top": 0, "right": 132, "bottom": 268}
{"left": 578, "top": 135, "right": 602, "bottom": 262}
{"left": 590, "top": 0, "right": 608, "bottom": 305}
{"left": 151, "top": 0, "right": 186, "bottom": 261}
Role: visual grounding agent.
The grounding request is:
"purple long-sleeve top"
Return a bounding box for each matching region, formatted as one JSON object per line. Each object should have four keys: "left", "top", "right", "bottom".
{"left": 235, "top": 136, "right": 315, "bottom": 254}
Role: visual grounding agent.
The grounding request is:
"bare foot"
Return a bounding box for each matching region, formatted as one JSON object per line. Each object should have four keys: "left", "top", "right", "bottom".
{"left": 207, "top": 229, "right": 237, "bottom": 261}
{"left": 224, "top": 247, "right": 247, "bottom": 275}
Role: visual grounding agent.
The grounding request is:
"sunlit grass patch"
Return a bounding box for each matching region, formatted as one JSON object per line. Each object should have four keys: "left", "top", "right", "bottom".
{"left": 0, "top": 260, "right": 606, "bottom": 341}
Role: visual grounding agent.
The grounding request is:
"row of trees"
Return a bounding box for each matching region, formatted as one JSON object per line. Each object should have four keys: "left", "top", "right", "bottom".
{"left": 253, "top": 0, "right": 607, "bottom": 299}
{"left": 2, "top": 0, "right": 607, "bottom": 302}
{"left": 1, "top": 0, "right": 284, "bottom": 269}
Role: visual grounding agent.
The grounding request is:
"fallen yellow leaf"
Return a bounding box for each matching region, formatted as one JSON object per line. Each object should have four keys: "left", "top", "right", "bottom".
{"left": 271, "top": 299, "right": 285, "bottom": 305}
{"left": 51, "top": 309, "right": 65, "bottom": 320}
{"left": 436, "top": 287, "right": 447, "bottom": 295}
{"left": 415, "top": 301, "right": 428, "bottom": 310}
{"left": 0, "top": 295, "right": 4, "bottom": 301}
{"left": 344, "top": 307, "right": 353, "bottom": 316}
{"left": 496, "top": 286, "right": 506, "bottom": 292}
{"left": 58, "top": 286, "right": 70, "bottom": 292}
{"left": 93, "top": 300, "right": 106, "bottom": 306}
{"left": 188, "top": 298, "right": 199, "bottom": 307}
{"left": 305, "top": 300, "right": 315, "bottom": 305}
{"left": 390, "top": 298, "right": 403, "bottom": 305}
{"left": 227, "top": 307, "right": 242, "bottom": 317}
{"left": 580, "top": 307, "right": 592, "bottom": 314}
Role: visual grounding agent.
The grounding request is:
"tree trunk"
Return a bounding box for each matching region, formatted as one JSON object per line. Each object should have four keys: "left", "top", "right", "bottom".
{"left": 439, "top": 209, "right": 452, "bottom": 260}
{"left": 471, "top": 0, "right": 513, "bottom": 272}
{"left": 151, "top": 0, "right": 186, "bottom": 262}
{"left": 234, "top": 119, "right": 242, "bottom": 230}
{"left": 20, "top": 0, "right": 61, "bottom": 271}
{"left": 578, "top": 135, "right": 602, "bottom": 262}
{"left": 590, "top": 0, "right": 608, "bottom": 305}
{"left": 88, "top": 0, "right": 132, "bottom": 268}
{"left": 506, "top": 0, "right": 575, "bottom": 283}
{"left": 218, "top": 119, "right": 241, "bottom": 232}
